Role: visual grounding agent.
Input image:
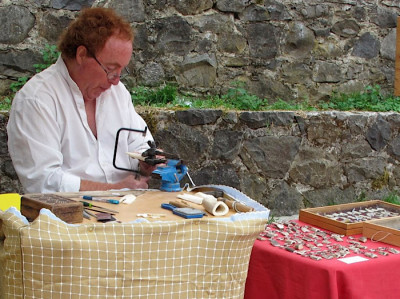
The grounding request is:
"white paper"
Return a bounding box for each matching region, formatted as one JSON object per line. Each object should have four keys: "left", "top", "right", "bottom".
{"left": 338, "top": 256, "right": 369, "bottom": 264}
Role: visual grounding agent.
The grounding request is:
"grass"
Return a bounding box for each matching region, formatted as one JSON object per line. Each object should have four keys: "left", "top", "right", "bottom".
{"left": 382, "top": 192, "right": 400, "bottom": 205}
{"left": 2, "top": 45, "right": 400, "bottom": 113}
{"left": 131, "top": 82, "right": 400, "bottom": 113}
{"left": 319, "top": 85, "right": 400, "bottom": 112}
{"left": 3, "top": 78, "right": 400, "bottom": 113}
{"left": 356, "top": 191, "right": 400, "bottom": 205}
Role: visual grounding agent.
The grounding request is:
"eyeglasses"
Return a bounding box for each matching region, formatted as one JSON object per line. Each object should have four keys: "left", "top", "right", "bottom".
{"left": 91, "top": 53, "right": 130, "bottom": 81}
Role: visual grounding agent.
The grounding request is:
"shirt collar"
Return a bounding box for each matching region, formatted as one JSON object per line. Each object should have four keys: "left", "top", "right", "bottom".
{"left": 55, "top": 55, "right": 82, "bottom": 96}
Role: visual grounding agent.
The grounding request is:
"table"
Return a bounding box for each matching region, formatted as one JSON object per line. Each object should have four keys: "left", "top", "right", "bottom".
{"left": 244, "top": 221, "right": 400, "bottom": 299}
{"left": 21, "top": 189, "right": 244, "bottom": 223}
{"left": 0, "top": 189, "right": 269, "bottom": 298}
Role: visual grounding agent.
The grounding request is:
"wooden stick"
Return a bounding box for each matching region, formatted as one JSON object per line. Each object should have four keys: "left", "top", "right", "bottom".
{"left": 217, "top": 197, "right": 254, "bottom": 213}
{"left": 395, "top": 16, "right": 400, "bottom": 96}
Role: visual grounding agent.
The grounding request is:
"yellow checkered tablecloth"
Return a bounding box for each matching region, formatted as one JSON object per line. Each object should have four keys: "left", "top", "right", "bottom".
{"left": 0, "top": 209, "right": 267, "bottom": 298}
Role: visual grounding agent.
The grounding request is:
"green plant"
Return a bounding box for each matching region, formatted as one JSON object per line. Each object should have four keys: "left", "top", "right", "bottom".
{"left": 10, "top": 76, "right": 29, "bottom": 92}
{"left": 34, "top": 44, "right": 60, "bottom": 73}
{"left": 382, "top": 192, "right": 400, "bottom": 205}
{"left": 267, "top": 213, "right": 276, "bottom": 224}
{"left": 0, "top": 77, "right": 29, "bottom": 110}
{"left": 168, "top": 96, "right": 227, "bottom": 109}
{"left": 326, "top": 198, "right": 337, "bottom": 206}
{"left": 268, "top": 99, "right": 317, "bottom": 111}
{"left": 302, "top": 197, "right": 312, "bottom": 208}
{"left": 3, "top": 47, "right": 400, "bottom": 114}
{"left": 371, "top": 168, "right": 390, "bottom": 190}
{"left": 0, "top": 96, "right": 12, "bottom": 110}
{"left": 131, "top": 84, "right": 178, "bottom": 106}
{"left": 355, "top": 192, "right": 367, "bottom": 202}
{"left": 319, "top": 85, "right": 400, "bottom": 112}
{"left": 220, "top": 82, "right": 267, "bottom": 110}
{"left": 1, "top": 44, "right": 60, "bottom": 110}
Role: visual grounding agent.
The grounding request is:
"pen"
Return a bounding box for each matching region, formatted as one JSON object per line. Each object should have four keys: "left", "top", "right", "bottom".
{"left": 82, "top": 195, "right": 120, "bottom": 204}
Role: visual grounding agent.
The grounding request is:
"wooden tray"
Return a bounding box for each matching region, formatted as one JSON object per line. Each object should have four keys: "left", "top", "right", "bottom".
{"left": 299, "top": 200, "right": 400, "bottom": 235}
{"left": 363, "top": 217, "right": 400, "bottom": 247}
{"left": 21, "top": 194, "right": 83, "bottom": 223}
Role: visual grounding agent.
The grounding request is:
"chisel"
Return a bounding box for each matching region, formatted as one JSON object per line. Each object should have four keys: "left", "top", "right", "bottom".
{"left": 80, "top": 201, "right": 119, "bottom": 213}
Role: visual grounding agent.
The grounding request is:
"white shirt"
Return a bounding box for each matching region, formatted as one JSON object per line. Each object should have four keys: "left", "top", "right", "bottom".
{"left": 7, "top": 56, "right": 153, "bottom": 193}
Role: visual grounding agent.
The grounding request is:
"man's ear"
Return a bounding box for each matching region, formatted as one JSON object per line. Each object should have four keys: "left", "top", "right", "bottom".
{"left": 76, "top": 45, "right": 88, "bottom": 65}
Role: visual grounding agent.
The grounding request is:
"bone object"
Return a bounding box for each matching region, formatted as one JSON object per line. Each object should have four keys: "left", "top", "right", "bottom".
{"left": 202, "top": 196, "right": 229, "bottom": 216}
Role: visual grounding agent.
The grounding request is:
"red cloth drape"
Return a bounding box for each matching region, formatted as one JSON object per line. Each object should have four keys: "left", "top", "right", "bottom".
{"left": 245, "top": 222, "right": 400, "bottom": 299}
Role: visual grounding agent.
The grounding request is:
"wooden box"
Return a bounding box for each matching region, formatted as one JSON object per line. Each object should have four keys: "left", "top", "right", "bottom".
{"left": 299, "top": 200, "right": 400, "bottom": 235}
{"left": 21, "top": 194, "right": 83, "bottom": 223}
{"left": 363, "top": 217, "right": 400, "bottom": 247}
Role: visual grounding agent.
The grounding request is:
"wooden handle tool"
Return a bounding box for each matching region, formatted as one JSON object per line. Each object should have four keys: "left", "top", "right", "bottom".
{"left": 169, "top": 200, "right": 191, "bottom": 208}
{"left": 217, "top": 197, "right": 254, "bottom": 213}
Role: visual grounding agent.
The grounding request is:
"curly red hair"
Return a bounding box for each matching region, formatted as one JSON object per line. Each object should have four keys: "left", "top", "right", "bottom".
{"left": 58, "top": 7, "right": 133, "bottom": 59}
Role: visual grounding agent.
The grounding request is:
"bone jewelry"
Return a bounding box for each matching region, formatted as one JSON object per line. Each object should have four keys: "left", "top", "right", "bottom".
{"left": 259, "top": 220, "right": 400, "bottom": 261}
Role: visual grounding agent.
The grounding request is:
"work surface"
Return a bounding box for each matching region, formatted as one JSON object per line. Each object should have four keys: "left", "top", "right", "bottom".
{"left": 1, "top": 189, "right": 269, "bottom": 298}
{"left": 23, "top": 189, "right": 247, "bottom": 223}
{"left": 244, "top": 220, "right": 400, "bottom": 299}
{"left": 78, "top": 189, "right": 238, "bottom": 222}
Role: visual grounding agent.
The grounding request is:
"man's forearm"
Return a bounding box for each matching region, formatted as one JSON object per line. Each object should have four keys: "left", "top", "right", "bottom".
{"left": 79, "top": 179, "right": 122, "bottom": 191}
{"left": 79, "top": 174, "right": 150, "bottom": 191}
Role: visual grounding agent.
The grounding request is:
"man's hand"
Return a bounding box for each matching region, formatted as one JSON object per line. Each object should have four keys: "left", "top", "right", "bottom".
{"left": 115, "top": 173, "right": 150, "bottom": 189}
{"left": 80, "top": 174, "right": 150, "bottom": 191}
{"left": 139, "top": 160, "right": 158, "bottom": 177}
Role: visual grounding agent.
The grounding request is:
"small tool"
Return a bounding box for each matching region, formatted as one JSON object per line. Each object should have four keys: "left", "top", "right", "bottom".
{"left": 169, "top": 200, "right": 208, "bottom": 216}
{"left": 120, "top": 194, "right": 136, "bottom": 204}
{"left": 82, "top": 210, "right": 92, "bottom": 219}
{"left": 217, "top": 197, "right": 254, "bottom": 213}
{"left": 84, "top": 207, "right": 116, "bottom": 215}
{"left": 135, "top": 140, "right": 180, "bottom": 166}
{"left": 137, "top": 213, "right": 166, "bottom": 219}
{"left": 80, "top": 201, "right": 119, "bottom": 214}
{"left": 169, "top": 200, "right": 190, "bottom": 208}
{"left": 95, "top": 212, "right": 116, "bottom": 222}
{"left": 82, "top": 195, "right": 120, "bottom": 204}
{"left": 83, "top": 209, "right": 96, "bottom": 218}
{"left": 152, "top": 160, "right": 188, "bottom": 192}
{"left": 121, "top": 137, "right": 188, "bottom": 192}
{"left": 161, "top": 203, "right": 204, "bottom": 219}
{"left": 132, "top": 141, "right": 188, "bottom": 192}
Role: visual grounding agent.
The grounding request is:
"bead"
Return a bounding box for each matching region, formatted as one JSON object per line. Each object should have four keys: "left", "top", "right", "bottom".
{"left": 358, "top": 236, "right": 367, "bottom": 243}
{"left": 270, "top": 239, "right": 280, "bottom": 247}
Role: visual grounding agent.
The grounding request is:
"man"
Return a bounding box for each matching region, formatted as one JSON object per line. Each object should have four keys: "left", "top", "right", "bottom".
{"left": 7, "top": 7, "right": 156, "bottom": 193}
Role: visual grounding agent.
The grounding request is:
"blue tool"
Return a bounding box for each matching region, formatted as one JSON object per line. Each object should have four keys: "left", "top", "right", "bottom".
{"left": 152, "top": 160, "right": 188, "bottom": 192}
{"left": 82, "top": 195, "right": 120, "bottom": 204}
{"left": 161, "top": 203, "right": 204, "bottom": 219}
{"left": 113, "top": 131, "right": 188, "bottom": 192}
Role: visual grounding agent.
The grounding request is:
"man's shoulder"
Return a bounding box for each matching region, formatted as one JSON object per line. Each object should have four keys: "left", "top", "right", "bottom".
{"left": 16, "top": 64, "right": 63, "bottom": 100}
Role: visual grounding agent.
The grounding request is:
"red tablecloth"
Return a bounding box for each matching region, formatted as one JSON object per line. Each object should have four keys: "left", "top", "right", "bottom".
{"left": 244, "top": 222, "right": 400, "bottom": 299}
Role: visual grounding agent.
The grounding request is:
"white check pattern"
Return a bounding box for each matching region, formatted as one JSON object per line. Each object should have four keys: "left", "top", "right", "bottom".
{"left": 0, "top": 211, "right": 266, "bottom": 298}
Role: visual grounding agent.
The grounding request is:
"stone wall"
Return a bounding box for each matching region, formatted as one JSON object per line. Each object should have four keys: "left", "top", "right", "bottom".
{"left": 0, "top": 112, "right": 23, "bottom": 194}
{"left": 0, "top": 0, "right": 400, "bottom": 103}
{"left": 2, "top": 109, "right": 400, "bottom": 217}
